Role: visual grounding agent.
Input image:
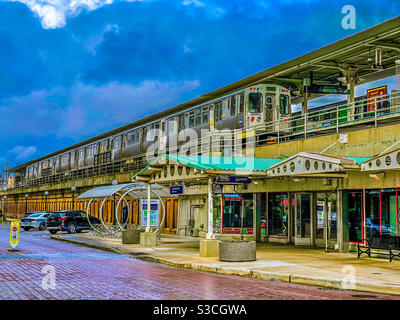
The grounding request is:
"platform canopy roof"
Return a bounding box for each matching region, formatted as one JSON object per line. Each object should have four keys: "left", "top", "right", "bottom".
{"left": 361, "top": 147, "right": 400, "bottom": 172}
{"left": 77, "top": 182, "right": 172, "bottom": 199}
{"left": 9, "top": 16, "right": 400, "bottom": 173}
{"left": 266, "top": 152, "right": 369, "bottom": 177}
{"left": 132, "top": 155, "right": 283, "bottom": 182}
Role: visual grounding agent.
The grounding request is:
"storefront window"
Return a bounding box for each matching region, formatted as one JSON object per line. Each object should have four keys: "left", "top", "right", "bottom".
{"left": 347, "top": 191, "right": 363, "bottom": 242}
{"left": 213, "top": 195, "right": 222, "bottom": 233}
{"left": 316, "top": 193, "right": 337, "bottom": 240}
{"left": 267, "top": 193, "right": 288, "bottom": 236}
{"left": 222, "top": 193, "right": 253, "bottom": 234}
{"left": 366, "top": 189, "right": 399, "bottom": 238}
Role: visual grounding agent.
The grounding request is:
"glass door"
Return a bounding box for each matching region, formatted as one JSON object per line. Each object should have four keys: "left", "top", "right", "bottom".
{"left": 295, "top": 193, "right": 312, "bottom": 245}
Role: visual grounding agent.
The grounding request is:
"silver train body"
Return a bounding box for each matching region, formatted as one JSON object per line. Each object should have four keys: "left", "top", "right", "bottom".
{"left": 25, "top": 84, "right": 291, "bottom": 180}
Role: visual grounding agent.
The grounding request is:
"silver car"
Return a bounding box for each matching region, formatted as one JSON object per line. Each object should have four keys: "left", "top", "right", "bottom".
{"left": 20, "top": 212, "right": 52, "bottom": 231}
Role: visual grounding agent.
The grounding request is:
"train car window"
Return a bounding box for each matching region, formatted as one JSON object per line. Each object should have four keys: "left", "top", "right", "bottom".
{"left": 265, "top": 96, "right": 273, "bottom": 110}
{"left": 202, "top": 106, "right": 209, "bottom": 124}
{"left": 279, "top": 94, "right": 289, "bottom": 114}
{"left": 168, "top": 118, "right": 175, "bottom": 134}
{"left": 61, "top": 154, "right": 68, "bottom": 164}
{"left": 114, "top": 137, "right": 120, "bottom": 149}
{"left": 248, "top": 93, "right": 263, "bottom": 113}
{"left": 188, "top": 112, "right": 195, "bottom": 128}
{"left": 239, "top": 94, "right": 244, "bottom": 113}
{"left": 215, "top": 102, "right": 222, "bottom": 121}
{"left": 179, "top": 114, "right": 185, "bottom": 130}
{"left": 127, "top": 132, "right": 132, "bottom": 145}
{"left": 196, "top": 109, "right": 201, "bottom": 126}
{"left": 230, "top": 96, "right": 236, "bottom": 116}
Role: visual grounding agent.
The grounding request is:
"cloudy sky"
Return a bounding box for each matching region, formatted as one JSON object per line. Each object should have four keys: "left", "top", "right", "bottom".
{"left": 1, "top": 0, "right": 400, "bottom": 168}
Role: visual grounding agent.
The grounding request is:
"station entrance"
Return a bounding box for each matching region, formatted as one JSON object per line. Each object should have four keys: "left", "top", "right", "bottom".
{"left": 265, "top": 191, "right": 338, "bottom": 249}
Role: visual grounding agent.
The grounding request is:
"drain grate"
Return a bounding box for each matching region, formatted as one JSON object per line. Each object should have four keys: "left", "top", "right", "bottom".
{"left": 351, "top": 294, "right": 377, "bottom": 299}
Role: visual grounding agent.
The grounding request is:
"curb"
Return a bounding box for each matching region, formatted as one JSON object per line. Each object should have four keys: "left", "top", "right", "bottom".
{"left": 50, "top": 235, "right": 400, "bottom": 296}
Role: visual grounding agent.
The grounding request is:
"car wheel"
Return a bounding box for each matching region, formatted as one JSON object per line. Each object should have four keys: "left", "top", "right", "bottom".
{"left": 49, "top": 230, "right": 58, "bottom": 234}
{"left": 67, "top": 223, "right": 77, "bottom": 234}
{"left": 23, "top": 227, "right": 31, "bottom": 231}
{"left": 39, "top": 222, "right": 46, "bottom": 231}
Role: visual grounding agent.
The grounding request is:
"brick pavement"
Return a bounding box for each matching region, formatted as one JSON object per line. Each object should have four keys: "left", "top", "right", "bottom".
{"left": 0, "top": 225, "right": 399, "bottom": 300}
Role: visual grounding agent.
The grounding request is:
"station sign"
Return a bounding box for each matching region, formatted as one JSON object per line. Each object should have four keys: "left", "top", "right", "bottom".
{"left": 10, "top": 221, "right": 20, "bottom": 249}
{"left": 306, "top": 85, "right": 347, "bottom": 94}
{"left": 215, "top": 176, "right": 252, "bottom": 184}
{"left": 367, "top": 86, "right": 387, "bottom": 111}
{"left": 170, "top": 186, "right": 183, "bottom": 194}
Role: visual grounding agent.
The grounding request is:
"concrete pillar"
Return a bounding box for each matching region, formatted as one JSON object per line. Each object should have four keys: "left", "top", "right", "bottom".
{"left": 302, "top": 84, "right": 308, "bottom": 114}
{"left": 337, "top": 190, "right": 349, "bottom": 253}
{"left": 206, "top": 177, "right": 214, "bottom": 239}
{"left": 146, "top": 183, "right": 151, "bottom": 232}
{"left": 324, "top": 193, "right": 329, "bottom": 252}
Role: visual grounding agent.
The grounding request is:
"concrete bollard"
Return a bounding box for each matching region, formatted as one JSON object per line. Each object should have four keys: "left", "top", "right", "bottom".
{"left": 219, "top": 241, "right": 256, "bottom": 262}
{"left": 122, "top": 230, "right": 141, "bottom": 244}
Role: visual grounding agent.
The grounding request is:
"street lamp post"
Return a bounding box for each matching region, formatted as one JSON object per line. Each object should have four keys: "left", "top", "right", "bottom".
{"left": 24, "top": 194, "right": 28, "bottom": 214}
{"left": 112, "top": 180, "right": 118, "bottom": 224}
{"left": 3, "top": 195, "right": 6, "bottom": 218}
{"left": 44, "top": 191, "right": 49, "bottom": 211}
{"left": 71, "top": 186, "right": 76, "bottom": 210}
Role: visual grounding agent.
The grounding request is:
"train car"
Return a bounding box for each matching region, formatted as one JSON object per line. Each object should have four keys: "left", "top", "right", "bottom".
{"left": 23, "top": 82, "right": 294, "bottom": 183}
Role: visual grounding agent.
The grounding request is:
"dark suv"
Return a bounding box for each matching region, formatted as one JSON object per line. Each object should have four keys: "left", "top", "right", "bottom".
{"left": 46, "top": 210, "right": 100, "bottom": 234}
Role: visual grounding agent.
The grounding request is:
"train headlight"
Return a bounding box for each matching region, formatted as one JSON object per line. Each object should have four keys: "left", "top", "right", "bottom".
{"left": 257, "top": 117, "right": 261, "bottom": 122}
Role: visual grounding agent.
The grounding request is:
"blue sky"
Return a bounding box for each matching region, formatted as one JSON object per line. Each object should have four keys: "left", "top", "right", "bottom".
{"left": 1, "top": 0, "right": 400, "bottom": 169}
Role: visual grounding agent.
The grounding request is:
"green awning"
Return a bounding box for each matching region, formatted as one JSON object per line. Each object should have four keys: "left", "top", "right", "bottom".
{"left": 132, "top": 155, "right": 282, "bottom": 180}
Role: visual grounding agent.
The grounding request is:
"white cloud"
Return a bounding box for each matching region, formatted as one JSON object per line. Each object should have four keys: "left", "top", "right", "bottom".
{"left": 5, "top": 0, "right": 140, "bottom": 29}
{"left": 8, "top": 145, "right": 37, "bottom": 160}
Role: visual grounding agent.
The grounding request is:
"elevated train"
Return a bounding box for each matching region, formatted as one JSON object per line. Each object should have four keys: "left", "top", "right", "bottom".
{"left": 25, "top": 83, "right": 291, "bottom": 180}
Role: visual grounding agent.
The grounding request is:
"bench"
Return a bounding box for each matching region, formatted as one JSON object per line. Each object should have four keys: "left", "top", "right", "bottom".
{"left": 358, "top": 235, "right": 400, "bottom": 262}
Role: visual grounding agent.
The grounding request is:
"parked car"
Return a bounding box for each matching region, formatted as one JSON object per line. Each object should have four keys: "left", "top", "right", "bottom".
{"left": 46, "top": 210, "right": 100, "bottom": 234}
{"left": 366, "top": 217, "right": 392, "bottom": 237}
{"left": 21, "top": 211, "right": 41, "bottom": 219}
{"left": 21, "top": 212, "right": 52, "bottom": 231}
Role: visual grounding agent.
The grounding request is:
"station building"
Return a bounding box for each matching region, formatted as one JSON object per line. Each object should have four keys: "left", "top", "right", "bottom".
{"left": 133, "top": 122, "right": 400, "bottom": 253}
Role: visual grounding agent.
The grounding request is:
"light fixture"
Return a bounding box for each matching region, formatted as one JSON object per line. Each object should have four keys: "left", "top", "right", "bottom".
{"left": 24, "top": 194, "right": 28, "bottom": 198}
{"left": 71, "top": 186, "right": 76, "bottom": 192}
{"left": 112, "top": 180, "right": 118, "bottom": 185}
{"left": 44, "top": 191, "right": 49, "bottom": 196}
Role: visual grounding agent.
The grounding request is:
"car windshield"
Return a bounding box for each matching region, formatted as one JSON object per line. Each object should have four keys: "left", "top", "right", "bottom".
{"left": 248, "top": 93, "right": 263, "bottom": 113}
{"left": 28, "top": 214, "right": 41, "bottom": 218}
{"left": 368, "top": 218, "right": 380, "bottom": 225}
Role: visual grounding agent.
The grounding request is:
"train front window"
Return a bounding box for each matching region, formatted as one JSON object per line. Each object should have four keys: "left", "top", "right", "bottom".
{"left": 279, "top": 94, "right": 289, "bottom": 114}
{"left": 248, "top": 93, "right": 263, "bottom": 113}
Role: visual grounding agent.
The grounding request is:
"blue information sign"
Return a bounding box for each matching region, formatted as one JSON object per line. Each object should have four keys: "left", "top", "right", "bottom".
{"left": 170, "top": 186, "right": 183, "bottom": 194}
{"left": 215, "top": 176, "right": 252, "bottom": 184}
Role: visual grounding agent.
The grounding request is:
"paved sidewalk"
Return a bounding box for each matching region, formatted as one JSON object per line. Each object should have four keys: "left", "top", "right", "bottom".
{"left": 50, "top": 233, "right": 400, "bottom": 296}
